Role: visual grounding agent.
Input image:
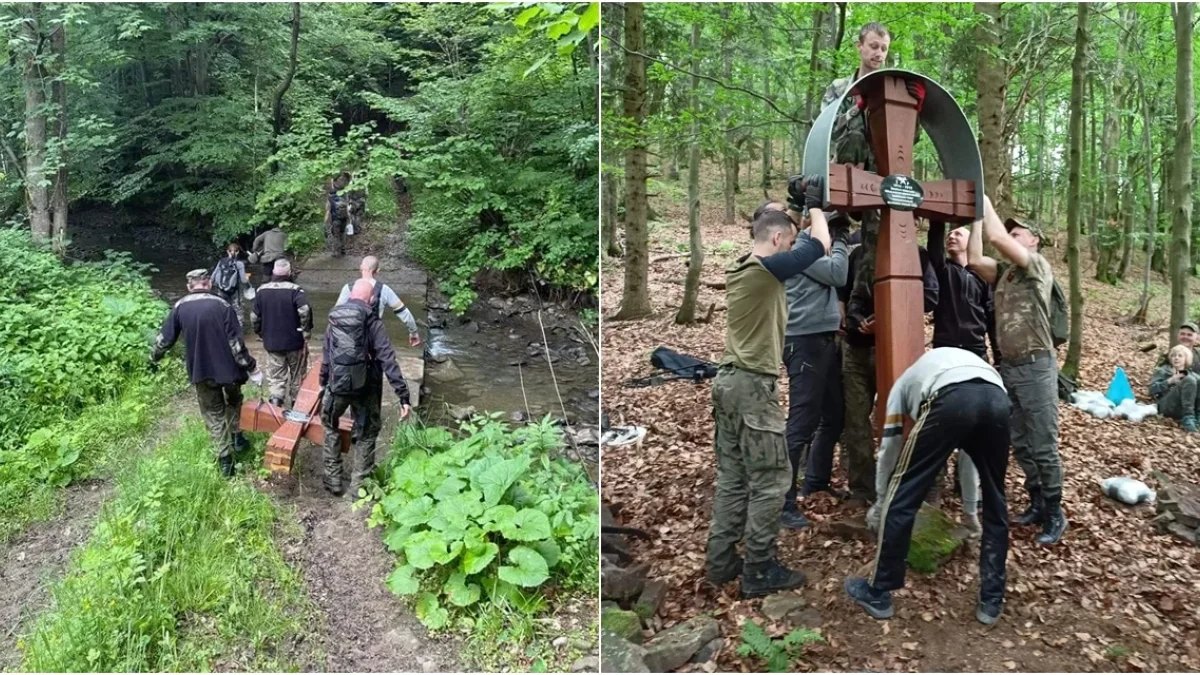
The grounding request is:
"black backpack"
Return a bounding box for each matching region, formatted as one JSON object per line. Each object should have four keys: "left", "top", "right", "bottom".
{"left": 214, "top": 257, "right": 240, "bottom": 294}
{"left": 327, "top": 302, "right": 373, "bottom": 395}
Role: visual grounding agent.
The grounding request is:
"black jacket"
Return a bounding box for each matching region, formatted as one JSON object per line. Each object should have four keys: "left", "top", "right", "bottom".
{"left": 319, "top": 299, "right": 410, "bottom": 405}
{"left": 252, "top": 278, "right": 313, "bottom": 353}
{"left": 839, "top": 244, "right": 940, "bottom": 348}
{"left": 152, "top": 291, "right": 256, "bottom": 384}
{"left": 927, "top": 221, "right": 1001, "bottom": 362}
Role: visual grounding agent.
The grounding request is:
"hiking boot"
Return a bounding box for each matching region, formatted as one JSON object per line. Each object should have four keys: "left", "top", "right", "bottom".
{"left": 962, "top": 513, "right": 982, "bottom": 539}
{"left": 1183, "top": 415, "right": 1198, "bottom": 433}
{"left": 1012, "top": 489, "right": 1046, "bottom": 526}
{"left": 269, "top": 396, "right": 285, "bottom": 408}
{"left": 325, "top": 481, "right": 344, "bottom": 497}
{"left": 976, "top": 599, "right": 1003, "bottom": 626}
{"left": 740, "top": 559, "right": 807, "bottom": 599}
{"left": 781, "top": 506, "right": 812, "bottom": 530}
{"left": 1036, "top": 501, "right": 1069, "bottom": 546}
{"left": 234, "top": 432, "right": 251, "bottom": 452}
{"left": 218, "top": 455, "right": 235, "bottom": 478}
{"left": 705, "top": 555, "right": 744, "bottom": 587}
{"left": 843, "top": 576, "right": 894, "bottom": 619}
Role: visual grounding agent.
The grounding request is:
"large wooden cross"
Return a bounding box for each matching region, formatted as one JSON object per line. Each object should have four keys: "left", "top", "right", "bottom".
{"left": 818, "top": 73, "right": 980, "bottom": 429}
{"left": 239, "top": 353, "right": 353, "bottom": 474}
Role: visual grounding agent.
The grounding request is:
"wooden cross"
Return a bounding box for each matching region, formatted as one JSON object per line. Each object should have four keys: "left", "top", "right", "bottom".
{"left": 239, "top": 352, "right": 353, "bottom": 474}
{"left": 825, "top": 75, "right": 978, "bottom": 430}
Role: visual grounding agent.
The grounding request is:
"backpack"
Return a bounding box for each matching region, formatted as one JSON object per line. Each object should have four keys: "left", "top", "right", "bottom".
{"left": 1050, "top": 280, "right": 1068, "bottom": 348}
{"left": 330, "top": 190, "right": 349, "bottom": 220}
{"left": 326, "top": 302, "right": 373, "bottom": 396}
{"left": 214, "top": 257, "right": 240, "bottom": 294}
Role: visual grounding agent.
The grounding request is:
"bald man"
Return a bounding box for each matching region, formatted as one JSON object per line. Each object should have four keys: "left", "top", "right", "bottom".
{"left": 336, "top": 255, "right": 421, "bottom": 348}
{"left": 320, "top": 279, "right": 412, "bottom": 497}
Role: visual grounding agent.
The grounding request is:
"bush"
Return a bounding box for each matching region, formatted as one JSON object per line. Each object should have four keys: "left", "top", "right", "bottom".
{"left": 365, "top": 415, "right": 598, "bottom": 631}
{"left": 0, "top": 228, "right": 167, "bottom": 451}
{"left": 20, "top": 422, "right": 310, "bottom": 672}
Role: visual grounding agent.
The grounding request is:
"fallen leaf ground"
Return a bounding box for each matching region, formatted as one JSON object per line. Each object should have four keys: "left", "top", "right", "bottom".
{"left": 601, "top": 170, "right": 1200, "bottom": 672}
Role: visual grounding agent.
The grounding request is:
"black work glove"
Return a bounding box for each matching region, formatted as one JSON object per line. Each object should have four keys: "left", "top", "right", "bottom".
{"left": 827, "top": 212, "right": 851, "bottom": 245}
{"left": 786, "top": 174, "right": 825, "bottom": 213}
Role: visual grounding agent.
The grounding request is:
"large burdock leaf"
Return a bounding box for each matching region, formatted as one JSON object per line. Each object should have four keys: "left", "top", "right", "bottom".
{"left": 415, "top": 592, "right": 449, "bottom": 630}
{"left": 444, "top": 572, "right": 482, "bottom": 607}
{"left": 472, "top": 456, "right": 531, "bottom": 506}
{"left": 499, "top": 508, "right": 552, "bottom": 542}
{"left": 386, "top": 564, "right": 420, "bottom": 596}
{"left": 497, "top": 545, "right": 550, "bottom": 588}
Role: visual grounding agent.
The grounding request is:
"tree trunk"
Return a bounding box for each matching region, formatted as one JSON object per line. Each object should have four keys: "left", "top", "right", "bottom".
{"left": 1133, "top": 85, "right": 1156, "bottom": 324}
{"left": 21, "top": 7, "right": 51, "bottom": 246}
{"left": 676, "top": 22, "right": 704, "bottom": 325}
{"left": 269, "top": 3, "right": 300, "bottom": 174}
{"left": 1036, "top": 74, "right": 1047, "bottom": 222}
{"left": 761, "top": 69, "right": 771, "bottom": 193}
{"left": 48, "top": 16, "right": 67, "bottom": 253}
{"left": 1063, "top": 3, "right": 1087, "bottom": 379}
{"left": 1169, "top": 2, "right": 1195, "bottom": 343}
{"left": 975, "top": 3, "right": 1009, "bottom": 215}
{"left": 614, "top": 3, "right": 651, "bottom": 320}
{"left": 720, "top": 6, "right": 735, "bottom": 225}
{"left": 602, "top": 171, "right": 621, "bottom": 257}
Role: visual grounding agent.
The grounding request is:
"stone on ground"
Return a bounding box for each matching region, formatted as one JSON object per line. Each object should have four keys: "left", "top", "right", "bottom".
{"left": 600, "top": 631, "right": 649, "bottom": 673}
{"left": 907, "top": 503, "right": 965, "bottom": 574}
{"left": 600, "top": 606, "right": 643, "bottom": 644}
{"left": 642, "top": 615, "right": 721, "bottom": 672}
{"left": 602, "top": 560, "right": 648, "bottom": 602}
{"left": 634, "top": 579, "right": 667, "bottom": 619}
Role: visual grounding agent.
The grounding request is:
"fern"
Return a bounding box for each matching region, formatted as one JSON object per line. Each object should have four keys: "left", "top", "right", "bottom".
{"left": 736, "top": 620, "right": 824, "bottom": 673}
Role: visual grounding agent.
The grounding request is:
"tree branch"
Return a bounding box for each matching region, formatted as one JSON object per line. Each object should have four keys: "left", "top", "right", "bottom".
{"left": 601, "top": 33, "right": 806, "bottom": 124}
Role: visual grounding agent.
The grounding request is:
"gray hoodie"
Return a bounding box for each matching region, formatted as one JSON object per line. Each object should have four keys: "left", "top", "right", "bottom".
{"left": 784, "top": 230, "right": 849, "bottom": 336}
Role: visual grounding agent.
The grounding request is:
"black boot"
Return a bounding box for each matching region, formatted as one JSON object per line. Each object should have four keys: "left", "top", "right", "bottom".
{"left": 705, "top": 555, "right": 744, "bottom": 587}
{"left": 234, "top": 432, "right": 250, "bottom": 452}
{"left": 1036, "top": 497, "right": 1068, "bottom": 545}
{"left": 269, "top": 396, "right": 284, "bottom": 408}
{"left": 1012, "top": 488, "right": 1046, "bottom": 526}
{"left": 218, "top": 455, "right": 235, "bottom": 478}
{"left": 781, "top": 504, "right": 812, "bottom": 530}
{"left": 740, "top": 558, "right": 807, "bottom": 599}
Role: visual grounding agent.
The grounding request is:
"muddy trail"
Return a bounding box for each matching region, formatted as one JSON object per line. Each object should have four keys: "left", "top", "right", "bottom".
{"left": 601, "top": 172, "right": 1200, "bottom": 673}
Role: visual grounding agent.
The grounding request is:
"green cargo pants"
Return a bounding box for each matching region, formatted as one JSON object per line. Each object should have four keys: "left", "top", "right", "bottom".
{"left": 999, "top": 352, "right": 1063, "bottom": 502}
{"left": 321, "top": 378, "right": 384, "bottom": 494}
{"left": 705, "top": 365, "right": 791, "bottom": 576}
{"left": 842, "top": 342, "right": 877, "bottom": 501}
{"left": 195, "top": 380, "right": 243, "bottom": 460}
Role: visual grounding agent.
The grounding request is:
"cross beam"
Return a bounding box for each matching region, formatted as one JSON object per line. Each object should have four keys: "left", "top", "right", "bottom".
{"left": 239, "top": 352, "right": 353, "bottom": 474}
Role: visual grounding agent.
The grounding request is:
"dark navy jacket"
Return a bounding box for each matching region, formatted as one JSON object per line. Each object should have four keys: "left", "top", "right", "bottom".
{"left": 152, "top": 291, "right": 256, "bottom": 384}
{"left": 252, "top": 278, "right": 313, "bottom": 353}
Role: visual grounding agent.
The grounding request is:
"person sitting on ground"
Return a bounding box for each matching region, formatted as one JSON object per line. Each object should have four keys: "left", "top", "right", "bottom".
{"left": 1156, "top": 322, "right": 1200, "bottom": 374}
{"left": 1150, "top": 344, "right": 1200, "bottom": 432}
{"left": 844, "top": 347, "right": 1010, "bottom": 626}
{"left": 336, "top": 255, "right": 422, "bottom": 347}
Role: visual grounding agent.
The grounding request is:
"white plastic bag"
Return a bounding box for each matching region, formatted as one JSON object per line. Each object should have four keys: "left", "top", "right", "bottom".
{"left": 242, "top": 285, "right": 256, "bottom": 301}
{"left": 1101, "top": 476, "right": 1156, "bottom": 505}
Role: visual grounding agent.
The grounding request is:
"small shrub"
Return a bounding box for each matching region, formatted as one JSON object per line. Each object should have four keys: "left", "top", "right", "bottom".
{"left": 736, "top": 619, "right": 824, "bottom": 673}
{"left": 366, "top": 415, "right": 598, "bottom": 631}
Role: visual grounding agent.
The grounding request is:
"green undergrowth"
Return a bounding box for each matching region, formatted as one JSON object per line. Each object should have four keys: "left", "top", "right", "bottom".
{"left": 18, "top": 421, "right": 314, "bottom": 672}
{"left": 362, "top": 414, "right": 599, "bottom": 671}
{"left": 906, "top": 504, "right": 964, "bottom": 574}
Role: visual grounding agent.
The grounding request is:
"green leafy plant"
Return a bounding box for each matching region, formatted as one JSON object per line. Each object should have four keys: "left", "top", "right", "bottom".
{"left": 735, "top": 620, "right": 824, "bottom": 673}
{"left": 367, "top": 416, "right": 598, "bottom": 631}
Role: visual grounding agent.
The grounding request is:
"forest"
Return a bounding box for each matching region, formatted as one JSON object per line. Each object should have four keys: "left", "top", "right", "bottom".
{"left": 1, "top": 2, "right": 600, "bottom": 309}
{"left": 603, "top": 1, "right": 1196, "bottom": 375}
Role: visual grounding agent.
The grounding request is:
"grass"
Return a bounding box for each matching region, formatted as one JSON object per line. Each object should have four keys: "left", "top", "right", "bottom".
{"left": 0, "top": 370, "right": 184, "bottom": 545}
{"left": 18, "top": 420, "right": 316, "bottom": 672}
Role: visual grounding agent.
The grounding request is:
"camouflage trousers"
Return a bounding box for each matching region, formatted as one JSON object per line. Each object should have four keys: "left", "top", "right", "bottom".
{"left": 705, "top": 365, "right": 791, "bottom": 574}
{"left": 320, "top": 379, "right": 383, "bottom": 494}
{"left": 265, "top": 349, "right": 307, "bottom": 408}
{"left": 842, "top": 342, "right": 877, "bottom": 501}
{"left": 1156, "top": 373, "right": 1200, "bottom": 419}
{"left": 327, "top": 217, "right": 347, "bottom": 257}
{"left": 217, "top": 290, "right": 244, "bottom": 328}
{"left": 195, "top": 380, "right": 243, "bottom": 460}
{"left": 999, "top": 352, "right": 1063, "bottom": 502}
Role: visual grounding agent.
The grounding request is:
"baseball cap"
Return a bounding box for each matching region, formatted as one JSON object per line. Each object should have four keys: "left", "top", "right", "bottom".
{"left": 1180, "top": 321, "right": 1199, "bottom": 333}
{"left": 186, "top": 268, "right": 211, "bottom": 282}
{"left": 1004, "top": 217, "right": 1045, "bottom": 241}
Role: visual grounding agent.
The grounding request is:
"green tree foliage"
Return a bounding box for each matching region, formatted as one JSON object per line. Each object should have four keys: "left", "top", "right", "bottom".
{"left": 0, "top": 3, "right": 598, "bottom": 307}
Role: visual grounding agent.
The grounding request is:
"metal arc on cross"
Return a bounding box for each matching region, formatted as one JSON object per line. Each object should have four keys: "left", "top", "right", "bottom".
{"left": 803, "top": 68, "right": 985, "bottom": 434}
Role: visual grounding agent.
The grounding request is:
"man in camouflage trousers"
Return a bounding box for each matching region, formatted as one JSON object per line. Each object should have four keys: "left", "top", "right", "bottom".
{"left": 968, "top": 196, "right": 1067, "bottom": 545}
{"left": 705, "top": 188, "right": 830, "bottom": 599}
{"left": 151, "top": 269, "right": 258, "bottom": 477}
{"left": 252, "top": 259, "right": 313, "bottom": 408}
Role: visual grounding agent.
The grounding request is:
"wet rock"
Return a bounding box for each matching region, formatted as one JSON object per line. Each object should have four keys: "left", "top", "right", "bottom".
{"left": 600, "top": 607, "right": 643, "bottom": 644}
{"left": 462, "top": 320, "right": 480, "bottom": 333}
{"left": 601, "top": 560, "right": 648, "bottom": 602}
{"left": 634, "top": 579, "right": 666, "bottom": 620}
{"left": 588, "top": 389, "right": 601, "bottom": 400}
{"left": 511, "top": 410, "right": 529, "bottom": 423}
{"left": 570, "top": 655, "right": 599, "bottom": 672}
{"left": 488, "top": 296, "right": 506, "bottom": 310}
{"left": 787, "top": 607, "right": 824, "bottom": 630}
{"left": 428, "top": 359, "right": 465, "bottom": 383}
{"left": 690, "top": 637, "right": 724, "bottom": 664}
{"left": 642, "top": 615, "right": 721, "bottom": 672}
{"left": 577, "top": 356, "right": 591, "bottom": 367}
{"left": 1166, "top": 522, "right": 1198, "bottom": 545}
{"left": 448, "top": 404, "right": 476, "bottom": 421}
{"left": 552, "top": 636, "right": 569, "bottom": 649}
{"left": 486, "top": 343, "right": 499, "bottom": 351}
{"left": 430, "top": 352, "right": 450, "bottom": 364}
{"left": 761, "top": 593, "right": 807, "bottom": 621}
{"left": 600, "top": 632, "right": 648, "bottom": 673}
